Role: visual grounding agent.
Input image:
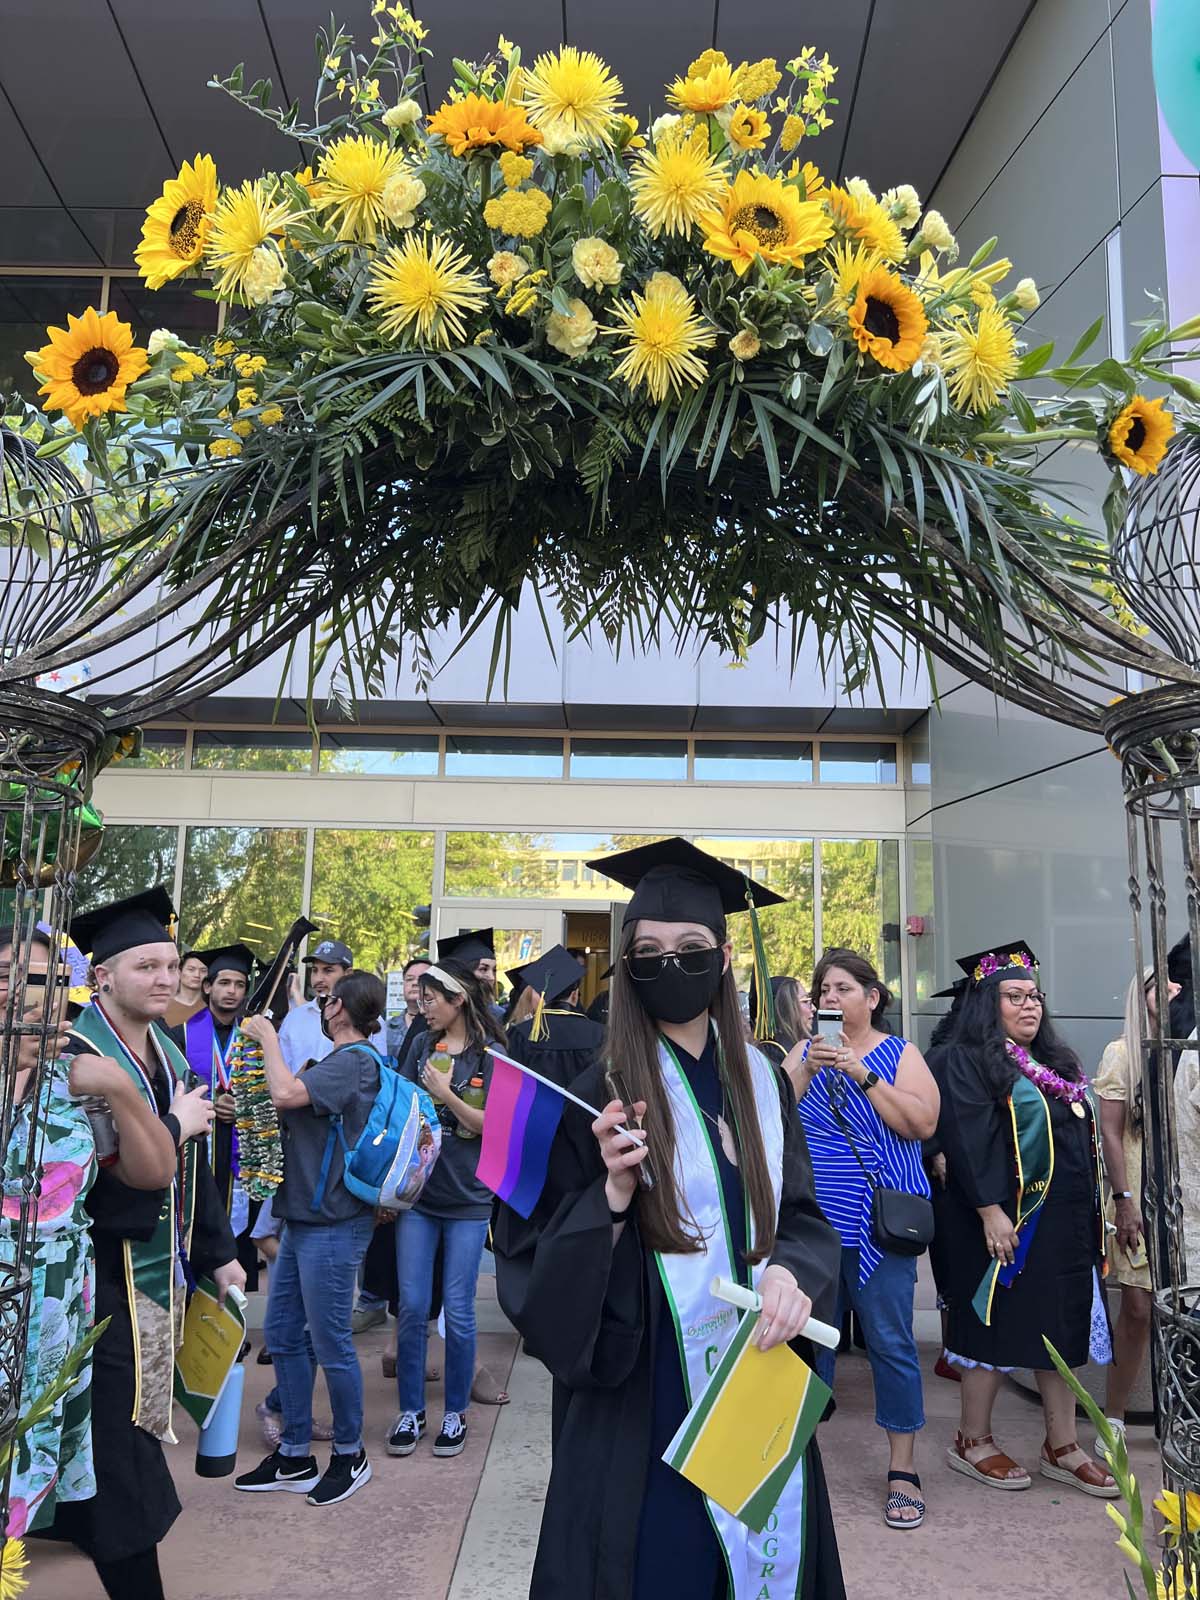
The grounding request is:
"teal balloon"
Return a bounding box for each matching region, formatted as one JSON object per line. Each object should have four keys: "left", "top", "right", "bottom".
{"left": 1153, "top": 0, "right": 1200, "bottom": 168}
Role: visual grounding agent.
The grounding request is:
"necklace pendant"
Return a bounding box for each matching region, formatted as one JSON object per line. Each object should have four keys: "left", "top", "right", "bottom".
{"left": 1070, "top": 1101, "right": 1086, "bottom": 1118}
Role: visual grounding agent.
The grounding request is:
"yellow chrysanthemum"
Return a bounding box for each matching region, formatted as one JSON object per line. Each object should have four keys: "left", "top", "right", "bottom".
{"left": 483, "top": 187, "right": 553, "bottom": 237}
{"left": 668, "top": 61, "right": 740, "bottom": 114}
{"left": 847, "top": 265, "right": 928, "bottom": 373}
{"left": 367, "top": 233, "right": 488, "bottom": 348}
{"left": 498, "top": 151, "right": 535, "bottom": 188}
{"left": 824, "top": 240, "right": 885, "bottom": 302}
{"left": 1108, "top": 395, "right": 1176, "bottom": 477}
{"left": 206, "top": 181, "right": 298, "bottom": 302}
{"left": 700, "top": 169, "right": 833, "bottom": 276}
{"left": 937, "top": 301, "right": 1020, "bottom": 413}
{"left": 629, "top": 125, "right": 727, "bottom": 239}
{"left": 521, "top": 47, "right": 623, "bottom": 147}
{"left": 0, "top": 1536, "right": 28, "bottom": 1599}
{"left": 728, "top": 105, "right": 770, "bottom": 152}
{"left": 315, "top": 135, "right": 406, "bottom": 243}
{"left": 428, "top": 93, "right": 542, "bottom": 157}
{"left": 826, "top": 183, "right": 906, "bottom": 262}
{"left": 31, "top": 307, "right": 149, "bottom": 431}
{"left": 733, "top": 58, "right": 782, "bottom": 102}
{"left": 135, "top": 154, "right": 219, "bottom": 289}
{"left": 780, "top": 114, "right": 805, "bottom": 152}
{"left": 605, "top": 278, "right": 715, "bottom": 401}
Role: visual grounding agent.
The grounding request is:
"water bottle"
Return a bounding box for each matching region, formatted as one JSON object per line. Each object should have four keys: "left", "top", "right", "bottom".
{"left": 455, "top": 1075, "right": 486, "bottom": 1140}
{"left": 195, "top": 1286, "right": 247, "bottom": 1478}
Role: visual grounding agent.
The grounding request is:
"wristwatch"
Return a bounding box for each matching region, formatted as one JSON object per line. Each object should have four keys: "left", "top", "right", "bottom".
{"left": 1113, "top": 1190, "right": 1134, "bottom": 1201}
{"left": 861, "top": 1069, "right": 880, "bottom": 1091}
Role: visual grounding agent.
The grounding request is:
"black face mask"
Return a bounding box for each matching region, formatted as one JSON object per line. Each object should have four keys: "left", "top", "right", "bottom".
{"left": 318, "top": 994, "right": 335, "bottom": 1040}
{"left": 627, "top": 947, "right": 725, "bottom": 1024}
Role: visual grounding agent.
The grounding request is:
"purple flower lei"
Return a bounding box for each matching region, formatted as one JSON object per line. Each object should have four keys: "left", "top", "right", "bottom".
{"left": 1005, "top": 1041, "right": 1087, "bottom": 1105}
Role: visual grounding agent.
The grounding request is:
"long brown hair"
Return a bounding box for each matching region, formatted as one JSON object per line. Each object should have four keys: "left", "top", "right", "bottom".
{"left": 604, "top": 921, "right": 779, "bottom": 1263}
{"left": 421, "top": 961, "right": 505, "bottom": 1052}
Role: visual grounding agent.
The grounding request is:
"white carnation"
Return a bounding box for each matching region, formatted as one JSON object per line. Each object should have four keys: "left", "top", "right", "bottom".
{"left": 147, "top": 328, "right": 180, "bottom": 357}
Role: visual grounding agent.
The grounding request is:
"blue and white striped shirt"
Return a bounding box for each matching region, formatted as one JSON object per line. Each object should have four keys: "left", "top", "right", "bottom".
{"left": 797, "top": 1034, "right": 931, "bottom": 1285}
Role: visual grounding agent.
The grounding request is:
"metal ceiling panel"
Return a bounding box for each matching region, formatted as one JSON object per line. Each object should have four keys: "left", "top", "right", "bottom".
{"left": 0, "top": 209, "right": 100, "bottom": 266}
{"left": 416, "top": 1, "right": 564, "bottom": 107}
{"left": 572, "top": 0, "right": 713, "bottom": 128}
{"left": 69, "top": 208, "right": 147, "bottom": 269}
{"left": 0, "top": 1, "right": 170, "bottom": 208}
{"left": 0, "top": 90, "right": 59, "bottom": 208}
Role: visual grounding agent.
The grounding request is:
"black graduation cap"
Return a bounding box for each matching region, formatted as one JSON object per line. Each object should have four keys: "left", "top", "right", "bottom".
{"left": 932, "top": 977, "right": 968, "bottom": 1001}
{"left": 195, "top": 942, "right": 258, "bottom": 981}
{"left": 517, "top": 945, "right": 585, "bottom": 1005}
{"left": 437, "top": 927, "right": 495, "bottom": 965}
{"left": 955, "top": 941, "right": 1039, "bottom": 986}
{"left": 70, "top": 885, "right": 176, "bottom": 967}
{"left": 586, "top": 837, "right": 785, "bottom": 936}
{"left": 599, "top": 963, "right": 614, "bottom": 981}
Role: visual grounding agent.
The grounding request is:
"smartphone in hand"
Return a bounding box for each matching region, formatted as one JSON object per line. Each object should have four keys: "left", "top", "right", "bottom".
{"left": 607, "top": 1068, "right": 656, "bottom": 1191}
{"left": 815, "top": 1008, "right": 844, "bottom": 1046}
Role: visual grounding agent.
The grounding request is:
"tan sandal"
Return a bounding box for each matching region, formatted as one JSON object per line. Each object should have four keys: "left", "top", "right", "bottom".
{"left": 1038, "top": 1439, "right": 1118, "bottom": 1498}
{"left": 470, "top": 1365, "right": 510, "bottom": 1405}
{"left": 946, "top": 1431, "right": 1031, "bottom": 1490}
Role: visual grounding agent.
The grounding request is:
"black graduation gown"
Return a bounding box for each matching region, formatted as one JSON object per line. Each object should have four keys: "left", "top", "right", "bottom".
{"left": 505, "top": 1006, "right": 606, "bottom": 1089}
{"left": 493, "top": 1053, "right": 846, "bottom": 1600}
{"left": 935, "top": 1042, "right": 1102, "bottom": 1369}
{"left": 51, "top": 1030, "right": 237, "bottom": 1563}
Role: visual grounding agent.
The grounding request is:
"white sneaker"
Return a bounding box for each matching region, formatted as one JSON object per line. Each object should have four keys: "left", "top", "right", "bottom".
{"left": 1096, "top": 1417, "right": 1126, "bottom": 1465}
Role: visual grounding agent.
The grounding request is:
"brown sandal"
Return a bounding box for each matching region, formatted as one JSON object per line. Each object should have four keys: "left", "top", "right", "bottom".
{"left": 946, "top": 1431, "right": 1031, "bottom": 1490}
{"left": 1038, "top": 1439, "right": 1118, "bottom": 1498}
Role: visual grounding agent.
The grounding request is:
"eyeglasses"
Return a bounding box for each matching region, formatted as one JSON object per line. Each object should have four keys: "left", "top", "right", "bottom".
{"left": 625, "top": 947, "right": 722, "bottom": 981}
{"left": 998, "top": 989, "right": 1046, "bottom": 1009}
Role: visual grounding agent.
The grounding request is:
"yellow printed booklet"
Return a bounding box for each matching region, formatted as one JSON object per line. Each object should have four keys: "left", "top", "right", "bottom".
{"left": 663, "top": 1307, "right": 831, "bottom": 1532}
{"left": 173, "top": 1276, "right": 246, "bottom": 1429}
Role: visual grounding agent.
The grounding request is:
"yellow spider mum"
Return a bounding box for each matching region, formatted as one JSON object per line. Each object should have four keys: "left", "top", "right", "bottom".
{"left": 826, "top": 183, "right": 906, "bottom": 262}
{"left": 825, "top": 240, "right": 884, "bottom": 302}
{"left": 700, "top": 169, "right": 833, "bottom": 276}
{"left": 728, "top": 105, "right": 770, "bottom": 152}
{"left": 521, "top": 47, "right": 623, "bottom": 147}
{"left": 1108, "top": 394, "right": 1176, "bottom": 476}
{"left": 847, "top": 265, "right": 927, "bottom": 373}
{"left": 668, "top": 60, "right": 740, "bottom": 114}
{"left": 315, "top": 135, "right": 406, "bottom": 243}
{"left": 483, "top": 187, "right": 553, "bottom": 237}
{"left": 629, "top": 126, "right": 727, "bottom": 238}
{"left": 605, "top": 278, "right": 715, "bottom": 401}
{"left": 0, "top": 1537, "right": 28, "bottom": 1598}
{"left": 31, "top": 306, "right": 149, "bottom": 431}
{"left": 135, "top": 154, "right": 219, "bottom": 289}
{"left": 367, "top": 233, "right": 488, "bottom": 348}
{"left": 428, "top": 93, "right": 542, "bottom": 157}
{"left": 937, "top": 301, "right": 1020, "bottom": 413}
{"left": 206, "top": 181, "right": 299, "bottom": 301}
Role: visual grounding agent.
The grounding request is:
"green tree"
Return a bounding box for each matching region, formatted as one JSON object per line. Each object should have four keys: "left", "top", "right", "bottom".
{"left": 180, "top": 825, "right": 305, "bottom": 957}
{"left": 75, "top": 824, "right": 179, "bottom": 911}
{"left": 443, "top": 832, "right": 559, "bottom": 898}
{"left": 310, "top": 830, "right": 434, "bottom": 973}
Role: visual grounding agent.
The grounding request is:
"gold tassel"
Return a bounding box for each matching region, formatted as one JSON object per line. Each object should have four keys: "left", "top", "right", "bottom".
{"left": 747, "top": 878, "right": 776, "bottom": 1042}
{"left": 530, "top": 989, "right": 548, "bottom": 1042}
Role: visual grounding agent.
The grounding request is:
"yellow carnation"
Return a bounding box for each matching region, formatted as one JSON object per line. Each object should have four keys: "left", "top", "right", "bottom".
{"left": 380, "top": 170, "right": 426, "bottom": 227}
{"left": 499, "top": 151, "right": 535, "bottom": 188}
{"left": 488, "top": 250, "right": 529, "bottom": 287}
{"left": 645, "top": 271, "right": 686, "bottom": 298}
{"left": 572, "top": 236, "right": 623, "bottom": 290}
{"left": 1014, "top": 276, "right": 1040, "bottom": 311}
{"left": 383, "top": 98, "right": 423, "bottom": 128}
{"left": 920, "top": 209, "right": 956, "bottom": 253}
{"left": 546, "top": 296, "right": 599, "bottom": 357}
{"left": 483, "top": 187, "right": 553, "bottom": 236}
{"left": 729, "top": 329, "right": 760, "bottom": 361}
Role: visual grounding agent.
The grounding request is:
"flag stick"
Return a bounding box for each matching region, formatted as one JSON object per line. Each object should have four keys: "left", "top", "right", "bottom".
{"left": 487, "top": 1046, "right": 646, "bottom": 1149}
{"left": 710, "top": 1275, "right": 840, "bottom": 1351}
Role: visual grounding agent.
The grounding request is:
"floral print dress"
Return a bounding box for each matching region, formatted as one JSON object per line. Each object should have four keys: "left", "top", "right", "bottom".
{"left": 0, "top": 1061, "right": 98, "bottom": 1537}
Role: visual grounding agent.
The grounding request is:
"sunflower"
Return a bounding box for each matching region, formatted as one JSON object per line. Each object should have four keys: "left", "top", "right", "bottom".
{"left": 315, "top": 135, "right": 407, "bottom": 243}
{"left": 31, "top": 307, "right": 149, "bottom": 431}
{"left": 367, "top": 233, "right": 488, "bottom": 348}
{"left": 605, "top": 278, "right": 715, "bottom": 401}
{"left": 428, "top": 93, "right": 542, "bottom": 157}
{"left": 630, "top": 126, "right": 727, "bottom": 238}
{"left": 668, "top": 60, "right": 740, "bottom": 113}
{"left": 786, "top": 159, "right": 827, "bottom": 203}
{"left": 1107, "top": 394, "right": 1176, "bottom": 476}
{"left": 728, "top": 105, "right": 770, "bottom": 152}
{"left": 846, "top": 266, "right": 927, "bottom": 372}
{"left": 521, "top": 47, "right": 623, "bottom": 147}
{"left": 1155, "top": 1489, "right": 1200, "bottom": 1538}
{"left": 937, "top": 301, "right": 1020, "bottom": 413}
{"left": 826, "top": 183, "right": 905, "bottom": 262}
{"left": 134, "top": 154, "right": 218, "bottom": 289}
{"left": 700, "top": 170, "right": 833, "bottom": 276}
{"left": 205, "top": 181, "right": 297, "bottom": 302}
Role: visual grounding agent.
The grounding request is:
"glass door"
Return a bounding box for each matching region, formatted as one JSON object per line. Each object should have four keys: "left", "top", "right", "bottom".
{"left": 435, "top": 904, "right": 564, "bottom": 994}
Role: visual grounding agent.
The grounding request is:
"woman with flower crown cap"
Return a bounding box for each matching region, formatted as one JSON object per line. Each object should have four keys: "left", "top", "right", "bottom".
{"left": 933, "top": 941, "right": 1117, "bottom": 1499}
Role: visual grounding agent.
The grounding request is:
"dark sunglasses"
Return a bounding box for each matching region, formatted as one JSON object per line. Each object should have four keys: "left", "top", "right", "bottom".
{"left": 625, "top": 947, "right": 723, "bottom": 982}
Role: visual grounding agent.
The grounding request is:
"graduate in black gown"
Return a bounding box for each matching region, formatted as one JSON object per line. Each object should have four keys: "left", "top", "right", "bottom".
{"left": 504, "top": 944, "right": 605, "bottom": 1089}
{"left": 935, "top": 941, "right": 1116, "bottom": 1498}
{"left": 494, "top": 839, "right": 845, "bottom": 1600}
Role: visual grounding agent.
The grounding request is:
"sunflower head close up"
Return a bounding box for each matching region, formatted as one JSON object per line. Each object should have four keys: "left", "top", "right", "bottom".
{"left": 846, "top": 265, "right": 927, "bottom": 373}
{"left": 428, "top": 93, "right": 542, "bottom": 157}
{"left": 700, "top": 170, "right": 833, "bottom": 276}
{"left": 1107, "top": 394, "right": 1176, "bottom": 477}
{"left": 135, "top": 154, "right": 219, "bottom": 289}
{"left": 826, "top": 183, "right": 906, "bottom": 263}
{"left": 30, "top": 306, "right": 150, "bottom": 431}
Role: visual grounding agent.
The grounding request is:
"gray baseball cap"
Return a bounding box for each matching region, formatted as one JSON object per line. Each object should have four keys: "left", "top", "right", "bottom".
{"left": 302, "top": 938, "right": 353, "bottom": 967}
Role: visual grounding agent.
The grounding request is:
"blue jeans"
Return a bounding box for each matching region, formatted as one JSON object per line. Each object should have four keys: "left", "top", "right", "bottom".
{"left": 815, "top": 1246, "right": 925, "bottom": 1434}
{"left": 264, "top": 1212, "right": 375, "bottom": 1456}
{"left": 265, "top": 1327, "right": 317, "bottom": 1413}
{"left": 395, "top": 1211, "right": 490, "bottom": 1415}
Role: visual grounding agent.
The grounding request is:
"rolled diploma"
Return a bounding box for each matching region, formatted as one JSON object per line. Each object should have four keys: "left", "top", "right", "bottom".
{"left": 710, "top": 1275, "right": 840, "bottom": 1351}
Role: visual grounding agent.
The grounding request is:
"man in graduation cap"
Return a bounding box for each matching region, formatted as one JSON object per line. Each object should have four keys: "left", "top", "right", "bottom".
{"left": 437, "top": 927, "right": 503, "bottom": 1018}
{"left": 505, "top": 944, "right": 605, "bottom": 1090}
{"left": 54, "top": 887, "right": 244, "bottom": 1600}
{"left": 181, "top": 942, "right": 257, "bottom": 1234}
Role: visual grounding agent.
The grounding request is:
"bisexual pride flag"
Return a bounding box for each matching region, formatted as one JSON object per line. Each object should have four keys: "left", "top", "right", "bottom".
{"left": 476, "top": 1049, "right": 566, "bottom": 1218}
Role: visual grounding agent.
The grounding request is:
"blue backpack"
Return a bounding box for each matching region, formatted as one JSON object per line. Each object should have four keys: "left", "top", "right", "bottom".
{"left": 311, "top": 1045, "right": 443, "bottom": 1213}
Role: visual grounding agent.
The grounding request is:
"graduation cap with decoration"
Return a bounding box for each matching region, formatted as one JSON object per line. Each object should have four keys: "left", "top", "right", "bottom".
{"left": 437, "top": 927, "right": 495, "bottom": 966}
{"left": 70, "top": 885, "right": 176, "bottom": 966}
{"left": 956, "top": 940, "right": 1040, "bottom": 988}
{"left": 585, "top": 836, "right": 786, "bottom": 1040}
{"left": 194, "top": 942, "right": 259, "bottom": 982}
{"left": 515, "top": 945, "right": 586, "bottom": 1040}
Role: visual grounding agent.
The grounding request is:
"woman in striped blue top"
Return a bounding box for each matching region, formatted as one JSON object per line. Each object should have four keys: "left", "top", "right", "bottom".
{"left": 788, "top": 948, "right": 940, "bottom": 1531}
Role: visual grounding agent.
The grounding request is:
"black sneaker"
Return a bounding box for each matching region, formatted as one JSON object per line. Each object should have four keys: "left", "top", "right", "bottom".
{"left": 306, "top": 1448, "right": 372, "bottom": 1506}
{"left": 386, "top": 1409, "right": 426, "bottom": 1457}
{"left": 432, "top": 1412, "right": 467, "bottom": 1459}
{"left": 234, "top": 1449, "right": 320, "bottom": 1493}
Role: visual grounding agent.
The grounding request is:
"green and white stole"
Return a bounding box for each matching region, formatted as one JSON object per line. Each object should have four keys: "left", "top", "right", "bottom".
{"left": 655, "top": 1033, "right": 806, "bottom": 1600}
{"left": 72, "top": 1000, "right": 198, "bottom": 1442}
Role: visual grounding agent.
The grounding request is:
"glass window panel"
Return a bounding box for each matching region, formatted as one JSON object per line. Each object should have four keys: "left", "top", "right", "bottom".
{"left": 180, "top": 826, "right": 305, "bottom": 956}
{"left": 693, "top": 739, "right": 813, "bottom": 783}
{"left": 75, "top": 824, "right": 179, "bottom": 911}
{"left": 445, "top": 831, "right": 668, "bottom": 900}
{"left": 444, "top": 736, "right": 563, "bottom": 778}
{"left": 105, "top": 277, "right": 220, "bottom": 338}
{"left": 569, "top": 739, "right": 687, "bottom": 781}
{"left": 318, "top": 732, "right": 439, "bottom": 776}
{"left": 691, "top": 837, "right": 815, "bottom": 994}
{"left": 117, "top": 728, "right": 186, "bottom": 770}
{"left": 191, "top": 729, "right": 313, "bottom": 772}
{"left": 310, "top": 830, "right": 435, "bottom": 972}
{"left": 818, "top": 741, "right": 898, "bottom": 783}
{"left": 0, "top": 275, "right": 103, "bottom": 402}
{"left": 818, "top": 838, "right": 902, "bottom": 999}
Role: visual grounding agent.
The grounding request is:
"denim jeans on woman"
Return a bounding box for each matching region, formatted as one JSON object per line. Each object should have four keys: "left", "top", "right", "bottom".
{"left": 395, "top": 1211, "right": 490, "bottom": 1415}
{"left": 264, "top": 1212, "right": 375, "bottom": 1456}
{"left": 815, "top": 1246, "right": 925, "bottom": 1433}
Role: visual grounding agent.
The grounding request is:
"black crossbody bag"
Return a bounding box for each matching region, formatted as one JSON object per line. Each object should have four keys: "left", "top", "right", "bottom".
{"left": 827, "top": 1078, "right": 934, "bottom": 1256}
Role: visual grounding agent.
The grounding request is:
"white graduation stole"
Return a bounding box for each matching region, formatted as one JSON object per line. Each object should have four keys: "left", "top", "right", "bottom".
{"left": 655, "top": 1033, "right": 807, "bottom": 1600}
